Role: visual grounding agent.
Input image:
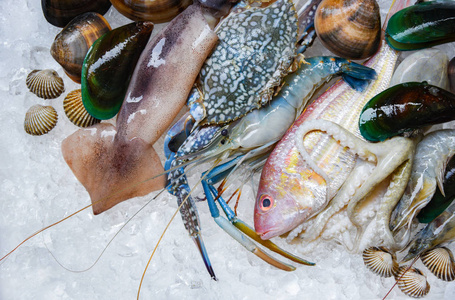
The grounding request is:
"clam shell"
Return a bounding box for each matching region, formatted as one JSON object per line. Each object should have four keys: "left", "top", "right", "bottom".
{"left": 50, "top": 12, "right": 111, "bottom": 83}
{"left": 395, "top": 266, "right": 430, "bottom": 298}
{"left": 314, "top": 0, "right": 381, "bottom": 60}
{"left": 362, "top": 246, "right": 399, "bottom": 277}
{"left": 421, "top": 247, "right": 455, "bottom": 281}
{"left": 26, "top": 69, "right": 65, "bottom": 99}
{"left": 63, "top": 89, "right": 101, "bottom": 127}
{"left": 24, "top": 105, "right": 58, "bottom": 136}
{"left": 110, "top": 0, "right": 192, "bottom": 23}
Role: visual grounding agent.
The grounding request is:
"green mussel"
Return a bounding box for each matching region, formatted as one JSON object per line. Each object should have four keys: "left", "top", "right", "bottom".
{"left": 81, "top": 21, "right": 154, "bottom": 120}
{"left": 418, "top": 155, "right": 455, "bottom": 223}
{"left": 385, "top": 1, "right": 455, "bottom": 51}
{"left": 359, "top": 82, "right": 455, "bottom": 142}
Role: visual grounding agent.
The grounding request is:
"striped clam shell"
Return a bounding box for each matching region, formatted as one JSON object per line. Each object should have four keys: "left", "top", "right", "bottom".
{"left": 63, "top": 89, "right": 101, "bottom": 127}
{"left": 395, "top": 266, "right": 430, "bottom": 298}
{"left": 26, "top": 69, "right": 65, "bottom": 99}
{"left": 421, "top": 247, "right": 455, "bottom": 281}
{"left": 24, "top": 105, "right": 58, "bottom": 136}
{"left": 363, "top": 247, "right": 399, "bottom": 277}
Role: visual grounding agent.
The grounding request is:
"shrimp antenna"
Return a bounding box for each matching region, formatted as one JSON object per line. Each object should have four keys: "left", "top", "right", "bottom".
{"left": 137, "top": 159, "right": 222, "bottom": 300}
{"left": 43, "top": 189, "right": 166, "bottom": 273}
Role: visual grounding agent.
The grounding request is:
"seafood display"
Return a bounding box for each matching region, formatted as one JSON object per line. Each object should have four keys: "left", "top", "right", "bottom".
{"left": 2, "top": 0, "right": 455, "bottom": 299}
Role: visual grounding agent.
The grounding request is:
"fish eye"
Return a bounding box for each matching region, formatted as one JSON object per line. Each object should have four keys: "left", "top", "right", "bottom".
{"left": 259, "top": 194, "right": 274, "bottom": 211}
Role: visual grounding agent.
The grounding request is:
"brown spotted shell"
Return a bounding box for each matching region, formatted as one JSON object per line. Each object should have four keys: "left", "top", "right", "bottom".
{"left": 362, "top": 246, "right": 399, "bottom": 278}
{"left": 26, "top": 69, "right": 65, "bottom": 99}
{"left": 24, "top": 105, "right": 58, "bottom": 136}
{"left": 314, "top": 0, "right": 381, "bottom": 60}
{"left": 63, "top": 89, "right": 101, "bottom": 127}
{"left": 421, "top": 247, "right": 455, "bottom": 282}
{"left": 50, "top": 12, "right": 111, "bottom": 83}
{"left": 395, "top": 266, "right": 430, "bottom": 298}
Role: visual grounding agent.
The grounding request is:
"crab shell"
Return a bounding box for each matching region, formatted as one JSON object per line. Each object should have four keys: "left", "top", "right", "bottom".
{"left": 194, "top": 0, "right": 298, "bottom": 125}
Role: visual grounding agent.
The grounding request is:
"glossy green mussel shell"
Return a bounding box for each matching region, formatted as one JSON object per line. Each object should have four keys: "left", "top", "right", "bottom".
{"left": 81, "top": 21, "right": 154, "bottom": 120}
{"left": 385, "top": 2, "right": 455, "bottom": 51}
{"left": 418, "top": 155, "right": 455, "bottom": 223}
{"left": 359, "top": 82, "right": 455, "bottom": 142}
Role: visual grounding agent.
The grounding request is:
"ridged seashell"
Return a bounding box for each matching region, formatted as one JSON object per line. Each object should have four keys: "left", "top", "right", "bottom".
{"left": 24, "top": 105, "right": 58, "bottom": 136}
{"left": 395, "top": 266, "right": 430, "bottom": 298}
{"left": 314, "top": 0, "right": 381, "bottom": 60}
{"left": 421, "top": 247, "right": 455, "bottom": 281}
{"left": 63, "top": 89, "right": 101, "bottom": 127}
{"left": 26, "top": 69, "right": 65, "bottom": 99}
{"left": 110, "top": 0, "right": 192, "bottom": 23}
{"left": 362, "top": 246, "right": 399, "bottom": 277}
{"left": 449, "top": 57, "right": 455, "bottom": 93}
{"left": 50, "top": 12, "right": 111, "bottom": 83}
{"left": 41, "top": 0, "right": 111, "bottom": 28}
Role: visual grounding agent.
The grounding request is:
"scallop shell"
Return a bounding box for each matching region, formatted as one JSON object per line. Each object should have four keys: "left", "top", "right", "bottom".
{"left": 24, "top": 105, "right": 58, "bottom": 136}
{"left": 421, "top": 247, "right": 455, "bottom": 281}
{"left": 395, "top": 266, "right": 430, "bottom": 298}
{"left": 63, "top": 89, "right": 101, "bottom": 127}
{"left": 26, "top": 69, "right": 65, "bottom": 99}
{"left": 314, "top": 0, "right": 381, "bottom": 60}
{"left": 362, "top": 246, "right": 399, "bottom": 277}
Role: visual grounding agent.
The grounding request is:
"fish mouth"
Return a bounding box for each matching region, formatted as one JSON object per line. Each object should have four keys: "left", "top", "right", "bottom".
{"left": 258, "top": 227, "right": 288, "bottom": 240}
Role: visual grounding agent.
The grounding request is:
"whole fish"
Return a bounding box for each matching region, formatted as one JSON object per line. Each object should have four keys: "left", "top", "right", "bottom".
{"left": 254, "top": 0, "right": 414, "bottom": 243}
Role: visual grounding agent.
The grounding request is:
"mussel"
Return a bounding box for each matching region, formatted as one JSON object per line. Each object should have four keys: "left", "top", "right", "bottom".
{"left": 385, "top": 1, "right": 455, "bottom": 51}
{"left": 390, "top": 48, "right": 450, "bottom": 90}
{"left": 26, "top": 69, "right": 65, "bottom": 99}
{"left": 359, "top": 82, "right": 455, "bottom": 142}
{"left": 64, "top": 90, "right": 101, "bottom": 127}
{"left": 81, "top": 21, "right": 154, "bottom": 120}
{"left": 314, "top": 0, "right": 381, "bottom": 60}
{"left": 41, "top": 0, "right": 111, "bottom": 28}
{"left": 24, "top": 105, "right": 58, "bottom": 136}
{"left": 50, "top": 12, "right": 111, "bottom": 83}
{"left": 110, "top": 0, "right": 192, "bottom": 23}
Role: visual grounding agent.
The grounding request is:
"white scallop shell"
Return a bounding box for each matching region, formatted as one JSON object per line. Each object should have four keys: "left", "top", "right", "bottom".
{"left": 26, "top": 69, "right": 65, "bottom": 99}
{"left": 24, "top": 104, "right": 58, "bottom": 136}
{"left": 395, "top": 266, "right": 430, "bottom": 298}
{"left": 421, "top": 247, "right": 455, "bottom": 282}
{"left": 363, "top": 246, "right": 399, "bottom": 277}
{"left": 63, "top": 89, "right": 100, "bottom": 127}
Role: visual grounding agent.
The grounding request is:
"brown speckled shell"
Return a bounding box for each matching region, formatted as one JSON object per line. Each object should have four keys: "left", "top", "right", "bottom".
{"left": 50, "top": 12, "right": 111, "bottom": 83}
{"left": 24, "top": 105, "right": 58, "bottom": 136}
{"left": 26, "top": 69, "right": 65, "bottom": 99}
{"left": 315, "top": 0, "right": 381, "bottom": 60}
{"left": 421, "top": 247, "right": 455, "bottom": 282}
{"left": 63, "top": 89, "right": 101, "bottom": 127}
{"left": 395, "top": 266, "right": 430, "bottom": 298}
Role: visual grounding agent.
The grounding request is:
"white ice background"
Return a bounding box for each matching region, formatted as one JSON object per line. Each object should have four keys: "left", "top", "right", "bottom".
{"left": 0, "top": 0, "right": 454, "bottom": 299}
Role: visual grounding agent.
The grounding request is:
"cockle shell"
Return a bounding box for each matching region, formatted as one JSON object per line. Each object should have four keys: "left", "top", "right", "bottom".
{"left": 421, "top": 247, "right": 455, "bottom": 281}
{"left": 24, "top": 105, "right": 58, "bottom": 136}
{"left": 26, "top": 69, "right": 64, "bottom": 99}
{"left": 50, "top": 12, "right": 111, "bottom": 83}
{"left": 63, "top": 89, "right": 100, "bottom": 127}
{"left": 110, "top": 0, "right": 192, "bottom": 23}
{"left": 41, "top": 0, "right": 111, "bottom": 28}
{"left": 362, "top": 247, "right": 399, "bottom": 277}
{"left": 395, "top": 266, "right": 430, "bottom": 298}
{"left": 315, "top": 0, "right": 381, "bottom": 60}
